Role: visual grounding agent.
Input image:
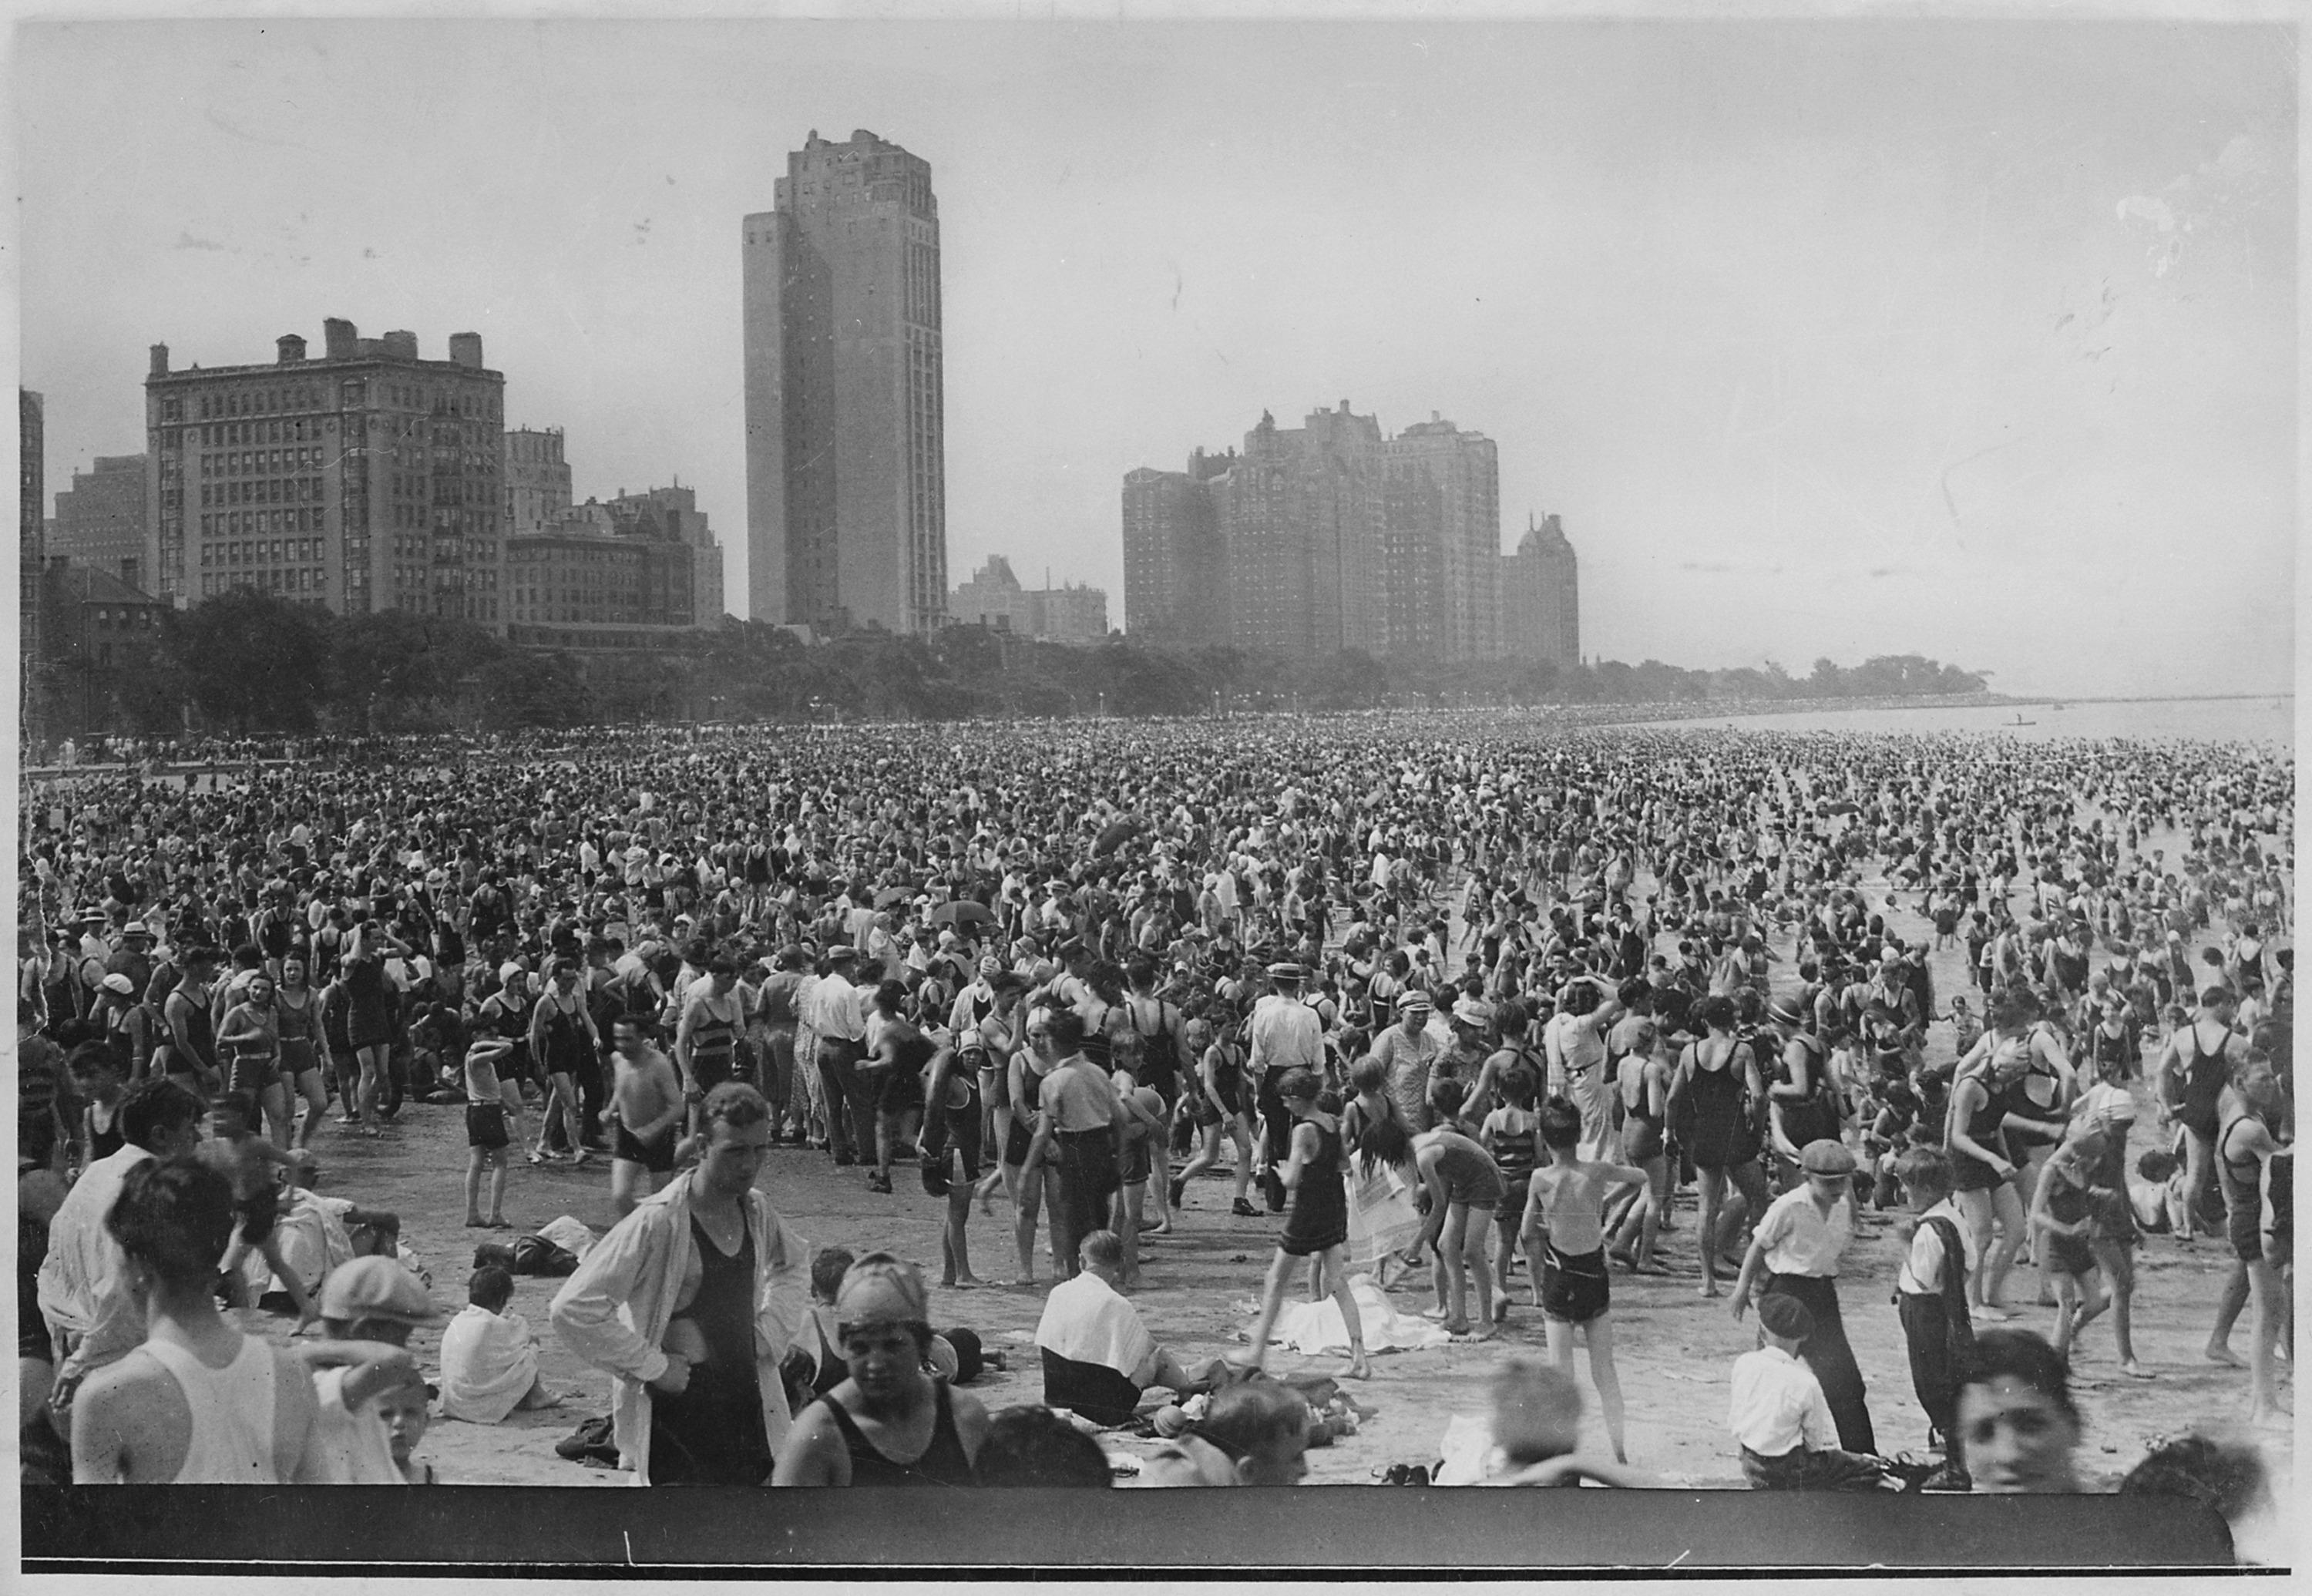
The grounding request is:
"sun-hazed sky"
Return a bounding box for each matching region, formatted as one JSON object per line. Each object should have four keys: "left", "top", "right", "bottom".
{"left": 15, "top": 15, "right": 2297, "bottom": 697}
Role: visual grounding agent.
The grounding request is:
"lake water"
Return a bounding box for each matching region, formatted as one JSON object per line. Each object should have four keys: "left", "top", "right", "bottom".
{"left": 1621, "top": 696, "right": 2296, "bottom": 746}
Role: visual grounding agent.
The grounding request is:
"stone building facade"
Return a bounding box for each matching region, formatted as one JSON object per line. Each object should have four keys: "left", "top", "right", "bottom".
{"left": 144, "top": 321, "right": 506, "bottom": 628}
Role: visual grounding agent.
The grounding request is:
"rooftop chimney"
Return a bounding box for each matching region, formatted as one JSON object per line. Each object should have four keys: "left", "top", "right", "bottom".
{"left": 277, "top": 334, "right": 307, "bottom": 365}
{"left": 381, "top": 330, "right": 418, "bottom": 361}
{"left": 447, "top": 332, "right": 483, "bottom": 369}
{"left": 323, "top": 318, "right": 358, "bottom": 359}
{"left": 149, "top": 344, "right": 169, "bottom": 378}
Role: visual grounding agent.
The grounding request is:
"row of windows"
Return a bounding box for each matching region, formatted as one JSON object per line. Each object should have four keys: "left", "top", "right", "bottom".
{"left": 203, "top": 447, "right": 322, "bottom": 477}
{"left": 86, "top": 606, "right": 160, "bottom": 630}
{"left": 202, "top": 509, "right": 321, "bottom": 536}
{"left": 201, "top": 538, "right": 320, "bottom": 566}
{"left": 200, "top": 419, "right": 321, "bottom": 448}
{"left": 509, "top": 546, "right": 640, "bottom": 566}
{"left": 202, "top": 478, "right": 320, "bottom": 507}
{"left": 202, "top": 567, "right": 323, "bottom": 596}
{"left": 198, "top": 386, "right": 322, "bottom": 420}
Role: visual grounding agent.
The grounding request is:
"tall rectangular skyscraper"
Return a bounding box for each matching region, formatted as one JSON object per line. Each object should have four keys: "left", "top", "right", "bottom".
{"left": 744, "top": 129, "right": 946, "bottom": 634}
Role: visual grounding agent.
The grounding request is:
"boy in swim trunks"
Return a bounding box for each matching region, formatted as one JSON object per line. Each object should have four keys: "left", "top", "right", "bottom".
{"left": 1517, "top": 1094, "right": 1648, "bottom": 1462}
{"left": 603, "top": 1017, "right": 684, "bottom": 1219}
{"left": 463, "top": 1033, "right": 523, "bottom": 1230}
{"left": 201, "top": 1090, "right": 318, "bottom": 1326}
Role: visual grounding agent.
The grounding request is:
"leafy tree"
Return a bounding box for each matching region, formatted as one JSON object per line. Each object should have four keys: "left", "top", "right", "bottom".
{"left": 476, "top": 649, "right": 590, "bottom": 731}
{"left": 174, "top": 590, "right": 332, "bottom": 732}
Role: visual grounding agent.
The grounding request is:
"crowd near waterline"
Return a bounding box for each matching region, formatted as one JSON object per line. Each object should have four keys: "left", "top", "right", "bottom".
{"left": 14, "top": 712, "right": 2294, "bottom": 1524}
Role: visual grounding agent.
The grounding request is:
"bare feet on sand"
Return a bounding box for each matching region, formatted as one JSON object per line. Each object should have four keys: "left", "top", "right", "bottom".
{"left": 2204, "top": 1344, "right": 2246, "bottom": 1369}
{"left": 1340, "top": 1351, "right": 1371, "bottom": 1380}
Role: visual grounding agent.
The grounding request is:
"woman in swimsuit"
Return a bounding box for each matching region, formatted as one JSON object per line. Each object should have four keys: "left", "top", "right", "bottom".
{"left": 1944, "top": 1006, "right": 2039, "bottom": 1318}
{"left": 341, "top": 927, "right": 400, "bottom": 1137}
{"left": 1001, "top": 1021, "right": 1057, "bottom": 1286}
{"left": 216, "top": 973, "right": 291, "bottom": 1151}
{"left": 1173, "top": 1016, "right": 1258, "bottom": 1218}
{"left": 1341, "top": 1054, "right": 1422, "bottom": 1286}
{"left": 919, "top": 1035, "right": 984, "bottom": 1289}
{"left": 273, "top": 955, "right": 328, "bottom": 1153}
{"left": 968, "top": 974, "right": 1027, "bottom": 1215}
{"left": 1240, "top": 1069, "right": 1371, "bottom": 1381}
{"left": 1607, "top": 1020, "right": 1672, "bottom": 1273}
{"left": 773, "top": 1255, "right": 990, "bottom": 1487}
{"left": 1666, "top": 996, "right": 1771, "bottom": 1298}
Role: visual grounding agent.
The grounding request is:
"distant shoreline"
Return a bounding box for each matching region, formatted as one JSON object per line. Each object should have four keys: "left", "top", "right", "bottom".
{"left": 1998, "top": 692, "right": 2294, "bottom": 706}
{"left": 1592, "top": 689, "right": 2293, "bottom": 731}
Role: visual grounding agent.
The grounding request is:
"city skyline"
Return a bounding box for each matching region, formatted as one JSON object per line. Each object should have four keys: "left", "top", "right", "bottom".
{"left": 16, "top": 17, "right": 2294, "bottom": 695}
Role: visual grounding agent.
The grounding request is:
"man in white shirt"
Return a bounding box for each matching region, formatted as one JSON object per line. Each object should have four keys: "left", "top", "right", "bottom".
{"left": 1729, "top": 1138, "right": 1875, "bottom": 1455}
{"left": 1544, "top": 976, "right": 1624, "bottom": 1160}
{"left": 39, "top": 1080, "right": 207, "bottom": 1412}
{"left": 1246, "top": 963, "right": 1323, "bottom": 1211}
{"left": 1034, "top": 1231, "right": 1218, "bottom": 1425}
{"left": 803, "top": 948, "right": 870, "bottom": 1166}
{"left": 1373, "top": 991, "right": 1441, "bottom": 1131}
{"left": 1728, "top": 1294, "right": 1886, "bottom": 1490}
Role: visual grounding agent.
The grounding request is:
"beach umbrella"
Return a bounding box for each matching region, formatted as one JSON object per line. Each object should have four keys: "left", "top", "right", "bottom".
{"left": 874, "top": 885, "right": 912, "bottom": 909}
{"left": 929, "top": 899, "right": 995, "bottom": 930}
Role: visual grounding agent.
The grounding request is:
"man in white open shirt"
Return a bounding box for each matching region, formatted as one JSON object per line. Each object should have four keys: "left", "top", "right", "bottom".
{"left": 38, "top": 1080, "right": 206, "bottom": 1410}
{"left": 1728, "top": 1293, "right": 1886, "bottom": 1490}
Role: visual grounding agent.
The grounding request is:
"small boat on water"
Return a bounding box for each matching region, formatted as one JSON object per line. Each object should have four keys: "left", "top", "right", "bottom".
{"left": 2011, "top": 714, "right": 2038, "bottom": 726}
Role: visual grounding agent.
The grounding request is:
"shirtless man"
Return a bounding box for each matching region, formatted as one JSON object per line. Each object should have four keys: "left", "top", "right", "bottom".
{"left": 603, "top": 1017, "right": 685, "bottom": 1218}
{"left": 1517, "top": 1096, "right": 1648, "bottom": 1461}
{"left": 199, "top": 1090, "right": 318, "bottom": 1325}
{"left": 72, "top": 1158, "right": 320, "bottom": 1483}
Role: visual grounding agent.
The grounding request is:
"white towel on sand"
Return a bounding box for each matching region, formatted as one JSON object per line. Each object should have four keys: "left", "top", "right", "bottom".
{"left": 1255, "top": 1275, "right": 1451, "bottom": 1356}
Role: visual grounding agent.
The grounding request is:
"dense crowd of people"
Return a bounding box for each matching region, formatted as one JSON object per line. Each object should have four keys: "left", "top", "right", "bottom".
{"left": 14, "top": 712, "right": 2293, "bottom": 1534}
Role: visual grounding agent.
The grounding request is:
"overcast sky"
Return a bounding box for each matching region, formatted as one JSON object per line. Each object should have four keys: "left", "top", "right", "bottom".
{"left": 17, "top": 14, "right": 2296, "bottom": 697}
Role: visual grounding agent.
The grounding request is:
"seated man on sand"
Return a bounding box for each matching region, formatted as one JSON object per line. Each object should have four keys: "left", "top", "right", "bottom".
{"left": 438, "top": 1265, "right": 560, "bottom": 1424}
{"left": 1034, "top": 1231, "right": 1227, "bottom": 1426}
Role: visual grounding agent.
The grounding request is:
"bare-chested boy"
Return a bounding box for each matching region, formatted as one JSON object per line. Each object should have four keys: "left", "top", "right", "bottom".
{"left": 1517, "top": 1095, "right": 1648, "bottom": 1461}
{"left": 463, "top": 1033, "right": 523, "bottom": 1229}
{"left": 200, "top": 1090, "right": 318, "bottom": 1326}
{"left": 603, "top": 1016, "right": 684, "bottom": 1218}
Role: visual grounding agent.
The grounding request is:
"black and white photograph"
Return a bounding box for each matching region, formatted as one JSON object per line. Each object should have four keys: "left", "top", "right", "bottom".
{"left": 10, "top": 2, "right": 2297, "bottom": 1577}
